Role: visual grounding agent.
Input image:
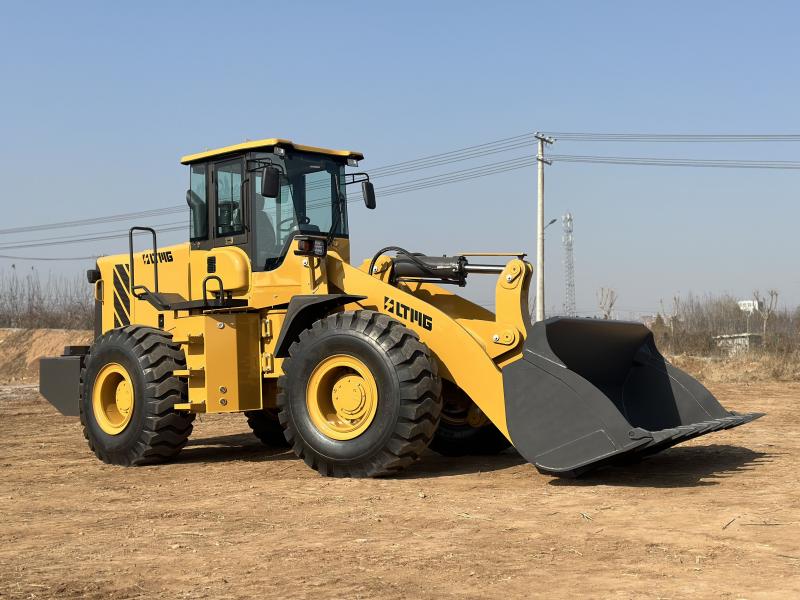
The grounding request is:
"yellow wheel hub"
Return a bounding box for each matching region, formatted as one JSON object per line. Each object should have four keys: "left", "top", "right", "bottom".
{"left": 92, "top": 362, "right": 135, "bottom": 435}
{"left": 306, "top": 354, "right": 378, "bottom": 440}
{"left": 467, "top": 403, "right": 489, "bottom": 428}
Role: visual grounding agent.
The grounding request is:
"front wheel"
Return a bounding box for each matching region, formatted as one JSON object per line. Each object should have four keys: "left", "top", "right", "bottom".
{"left": 80, "top": 326, "right": 194, "bottom": 466}
{"left": 277, "top": 310, "right": 442, "bottom": 477}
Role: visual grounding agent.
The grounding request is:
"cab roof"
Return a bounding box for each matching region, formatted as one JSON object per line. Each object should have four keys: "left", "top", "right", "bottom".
{"left": 180, "top": 138, "right": 364, "bottom": 165}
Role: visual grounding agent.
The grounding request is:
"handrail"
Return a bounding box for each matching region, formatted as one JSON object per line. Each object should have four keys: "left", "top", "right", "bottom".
{"left": 202, "top": 275, "right": 225, "bottom": 304}
{"left": 129, "top": 227, "right": 159, "bottom": 298}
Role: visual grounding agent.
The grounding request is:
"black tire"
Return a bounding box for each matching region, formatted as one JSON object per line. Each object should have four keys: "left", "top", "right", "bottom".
{"left": 244, "top": 408, "right": 289, "bottom": 447}
{"left": 80, "top": 326, "right": 195, "bottom": 466}
{"left": 429, "top": 381, "right": 511, "bottom": 457}
{"left": 277, "top": 310, "right": 442, "bottom": 477}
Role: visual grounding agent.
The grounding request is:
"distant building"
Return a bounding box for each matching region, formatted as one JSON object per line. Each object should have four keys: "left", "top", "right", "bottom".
{"left": 713, "top": 333, "right": 763, "bottom": 356}
{"left": 737, "top": 300, "right": 764, "bottom": 315}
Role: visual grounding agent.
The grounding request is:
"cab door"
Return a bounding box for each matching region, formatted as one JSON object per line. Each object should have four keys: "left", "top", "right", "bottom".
{"left": 210, "top": 157, "right": 249, "bottom": 252}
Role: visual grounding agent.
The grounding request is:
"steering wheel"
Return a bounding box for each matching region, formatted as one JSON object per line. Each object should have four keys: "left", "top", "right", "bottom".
{"left": 278, "top": 215, "right": 310, "bottom": 233}
{"left": 278, "top": 216, "right": 296, "bottom": 233}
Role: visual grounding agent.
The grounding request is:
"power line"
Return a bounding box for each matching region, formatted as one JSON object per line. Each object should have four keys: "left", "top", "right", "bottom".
{"left": 6, "top": 131, "right": 800, "bottom": 253}
{"left": 0, "top": 133, "right": 540, "bottom": 238}
{"left": 2, "top": 152, "right": 537, "bottom": 250}
{"left": 0, "top": 220, "right": 186, "bottom": 250}
{"left": 347, "top": 151, "right": 800, "bottom": 206}
{"left": 0, "top": 224, "right": 187, "bottom": 251}
{"left": 541, "top": 132, "right": 800, "bottom": 142}
{"left": 0, "top": 206, "right": 186, "bottom": 236}
{"left": 367, "top": 131, "right": 536, "bottom": 174}
{"left": 367, "top": 134, "right": 537, "bottom": 177}
{"left": 314, "top": 150, "right": 800, "bottom": 213}
{"left": 7, "top": 129, "right": 800, "bottom": 238}
{"left": 0, "top": 254, "right": 99, "bottom": 261}
{"left": 3, "top": 151, "right": 541, "bottom": 248}
{"left": 548, "top": 154, "right": 800, "bottom": 169}
{"left": 7, "top": 150, "right": 800, "bottom": 252}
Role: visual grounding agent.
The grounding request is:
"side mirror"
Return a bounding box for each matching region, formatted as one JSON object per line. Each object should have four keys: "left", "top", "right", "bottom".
{"left": 260, "top": 166, "right": 280, "bottom": 198}
{"left": 185, "top": 189, "right": 193, "bottom": 206}
{"left": 361, "top": 180, "right": 376, "bottom": 210}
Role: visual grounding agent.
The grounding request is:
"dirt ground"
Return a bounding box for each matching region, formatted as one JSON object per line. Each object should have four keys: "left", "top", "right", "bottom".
{"left": 1, "top": 379, "right": 797, "bottom": 600}
{"left": 0, "top": 329, "right": 92, "bottom": 384}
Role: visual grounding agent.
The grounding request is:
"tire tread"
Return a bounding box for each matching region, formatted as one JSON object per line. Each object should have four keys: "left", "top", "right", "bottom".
{"left": 80, "top": 326, "right": 194, "bottom": 466}
{"left": 277, "top": 310, "right": 442, "bottom": 477}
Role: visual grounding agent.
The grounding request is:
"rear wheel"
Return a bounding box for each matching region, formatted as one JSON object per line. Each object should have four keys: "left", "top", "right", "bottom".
{"left": 245, "top": 408, "right": 289, "bottom": 447}
{"left": 429, "top": 381, "right": 511, "bottom": 457}
{"left": 80, "top": 326, "right": 194, "bottom": 466}
{"left": 277, "top": 310, "right": 442, "bottom": 477}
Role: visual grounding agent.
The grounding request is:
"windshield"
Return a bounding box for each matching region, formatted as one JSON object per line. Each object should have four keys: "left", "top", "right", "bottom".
{"left": 252, "top": 152, "right": 347, "bottom": 271}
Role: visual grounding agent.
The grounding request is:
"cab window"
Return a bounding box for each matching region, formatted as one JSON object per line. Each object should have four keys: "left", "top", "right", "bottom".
{"left": 251, "top": 152, "right": 347, "bottom": 271}
{"left": 252, "top": 169, "right": 286, "bottom": 270}
{"left": 188, "top": 164, "right": 208, "bottom": 241}
{"left": 215, "top": 159, "right": 243, "bottom": 237}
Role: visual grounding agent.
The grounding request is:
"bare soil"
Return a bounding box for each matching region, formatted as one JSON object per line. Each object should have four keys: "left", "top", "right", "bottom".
{"left": 0, "top": 328, "right": 92, "bottom": 384}
{"left": 1, "top": 381, "right": 797, "bottom": 599}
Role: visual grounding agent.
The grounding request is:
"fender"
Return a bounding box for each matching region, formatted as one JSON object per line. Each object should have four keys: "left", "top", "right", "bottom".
{"left": 273, "top": 294, "right": 366, "bottom": 358}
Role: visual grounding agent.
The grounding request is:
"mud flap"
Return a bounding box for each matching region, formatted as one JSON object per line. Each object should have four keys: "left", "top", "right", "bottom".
{"left": 502, "top": 318, "right": 763, "bottom": 477}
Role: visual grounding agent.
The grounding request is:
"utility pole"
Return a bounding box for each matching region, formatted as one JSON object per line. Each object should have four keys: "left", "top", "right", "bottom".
{"left": 535, "top": 133, "right": 554, "bottom": 322}
{"left": 562, "top": 211, "right": 576, "bottom": 317}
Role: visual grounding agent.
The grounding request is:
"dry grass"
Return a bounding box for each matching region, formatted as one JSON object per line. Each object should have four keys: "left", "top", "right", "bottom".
{"left": 0, "top": 268, "right": 92, "bottom": 330}
{"left": 670, "top": 351, "right": 800, "bottom": 384}
{"left": 652, "top": 292, "right": 799, "bottom": 355}
{"left": 651, "top": 293, "right": 800, "bottom": 382}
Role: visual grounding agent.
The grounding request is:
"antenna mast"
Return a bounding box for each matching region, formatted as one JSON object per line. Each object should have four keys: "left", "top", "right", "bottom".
{"left": 562, "top": 211, "right": 576, "bottom": 317}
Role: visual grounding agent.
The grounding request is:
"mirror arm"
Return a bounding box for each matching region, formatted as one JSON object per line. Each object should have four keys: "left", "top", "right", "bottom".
{"left": 246, "top": 157, "right": 286, "bottom": 175}
{"left": 343, "top": 172, "right": 370, "bottom": 186}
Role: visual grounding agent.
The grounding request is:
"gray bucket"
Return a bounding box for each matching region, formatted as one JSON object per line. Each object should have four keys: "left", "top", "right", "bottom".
{"left": 502, "top": 318, "right": 763, "bottom": 477}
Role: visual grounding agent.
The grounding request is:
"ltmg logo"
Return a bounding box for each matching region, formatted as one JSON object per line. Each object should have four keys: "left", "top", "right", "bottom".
{"left": 384, "top": 296, "right": 433, "bottom": 331}
{"left": 142, "top": 250, "right": 174, "bottom": 265}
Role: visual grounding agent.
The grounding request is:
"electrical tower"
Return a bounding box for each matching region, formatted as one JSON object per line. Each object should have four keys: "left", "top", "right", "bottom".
{"left": 562, "top": 211, "right": 576, "bottom": 317}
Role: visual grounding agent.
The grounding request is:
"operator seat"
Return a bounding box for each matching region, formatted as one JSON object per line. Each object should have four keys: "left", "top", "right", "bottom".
{"left": 254, "top": 196, "right": 279, "bottom": 268}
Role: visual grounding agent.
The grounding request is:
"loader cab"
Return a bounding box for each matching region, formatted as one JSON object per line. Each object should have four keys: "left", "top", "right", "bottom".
{"left": 181, "top": 139, "right": 364, "bottom": 272}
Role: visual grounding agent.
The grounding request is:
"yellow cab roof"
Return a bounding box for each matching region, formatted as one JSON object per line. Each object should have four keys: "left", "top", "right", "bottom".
{"left": 180, "top": 138, "right": 364, "bottom": 165}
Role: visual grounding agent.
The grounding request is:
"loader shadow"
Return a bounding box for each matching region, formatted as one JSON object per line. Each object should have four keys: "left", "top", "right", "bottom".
{"left": 549, "top": 444, "right": 773, "bottom": 488}
{"left": 173, "top": 435, "right": 770, "bottom": 486}
{"left": 180, "top": 432, "right": 528, "bottom": 474}
{"left": 396, "top": 450, "right": 527, "bottom": 479}
{"left": 178, "top": 432, "right": 294, "bottom": 465}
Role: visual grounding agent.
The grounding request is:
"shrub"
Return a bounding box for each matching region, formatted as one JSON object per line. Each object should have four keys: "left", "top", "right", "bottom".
{"left": 0, "top": 267, "right": 93, "bottom": 329}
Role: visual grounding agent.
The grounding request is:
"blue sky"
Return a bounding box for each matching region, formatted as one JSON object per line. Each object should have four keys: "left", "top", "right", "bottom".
{"left": 1, "top": 1, "right": 798, "bottom": 315}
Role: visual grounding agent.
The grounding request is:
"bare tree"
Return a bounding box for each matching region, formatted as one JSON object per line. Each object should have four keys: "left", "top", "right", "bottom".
{"left": 753, "top": 289, "right": 779, "bottom": 337}
{"left": 597, "top": 287, "right": 617, "bottom": 320}
{"left": 0, "top": 268, "right": 93, "bottom": 329}
{"left": 658, "top": 296, "right": 682, "bottom": 353}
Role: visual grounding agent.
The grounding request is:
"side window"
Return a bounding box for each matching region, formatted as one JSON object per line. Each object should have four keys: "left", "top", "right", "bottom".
{"left": 188, "top": 164, "right": 208, "bottom": 241}
{"left": 304, "top": 170, "right": 334, "bottom": 232}
{"left": 215, "top": 160, "right": 243, "bottom": 237}
{"left": 253, "top": 171, "right": 281, "bottom": 269}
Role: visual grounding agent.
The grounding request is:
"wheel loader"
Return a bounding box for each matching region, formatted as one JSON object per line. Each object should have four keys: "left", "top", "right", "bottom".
{"left": 39, "top": 138, "right": 762, "bottom": 477}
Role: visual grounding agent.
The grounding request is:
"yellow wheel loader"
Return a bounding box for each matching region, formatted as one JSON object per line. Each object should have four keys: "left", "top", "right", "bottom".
{"left": 39, "top": 139, "right": 762, "bottom": 477}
